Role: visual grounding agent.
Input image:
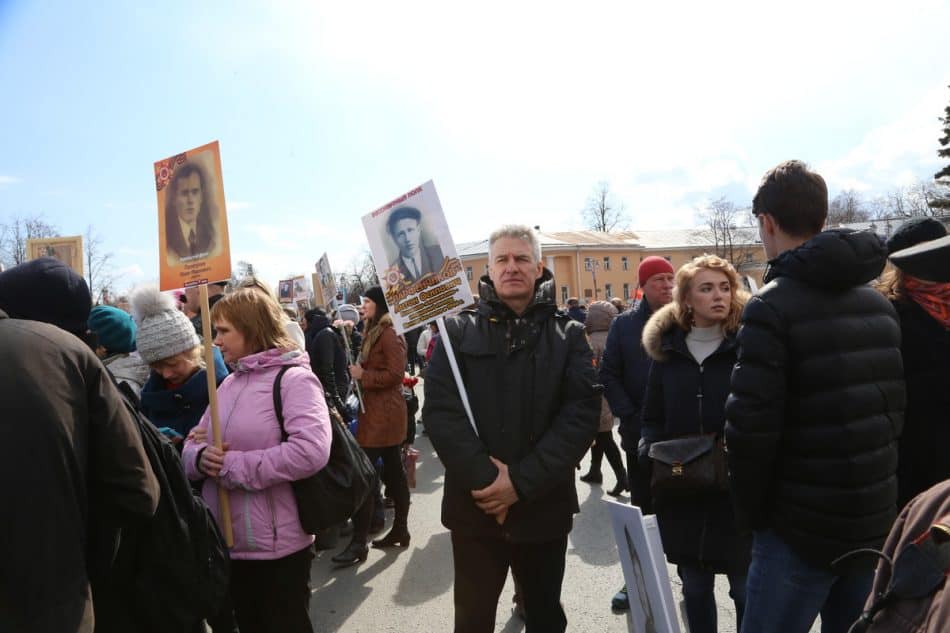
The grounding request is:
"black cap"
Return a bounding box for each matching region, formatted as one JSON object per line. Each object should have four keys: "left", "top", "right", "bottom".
{"left": 889, "top": 234, "right": 950, "bottom": 282}
{"left": 0, "top": 257, "right": 92, "bottom": 335}
{"left": 362, "top": 285, "right": 389, "bottom": 315}
{"left": 886, "top": 217, "right": 947, "bottom": 255}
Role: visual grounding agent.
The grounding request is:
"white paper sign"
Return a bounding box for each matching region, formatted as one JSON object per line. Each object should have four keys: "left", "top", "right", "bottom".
{"left": 361, "top": 180, "right": 473, "bottom": 335}
{"left": 607, "top": 501, "right": 680, "bottom": 633}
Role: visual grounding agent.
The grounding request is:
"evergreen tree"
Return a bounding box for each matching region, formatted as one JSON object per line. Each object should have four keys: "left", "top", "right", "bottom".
{"left": 933, "top": 85, "right": 950, "bottom": 210}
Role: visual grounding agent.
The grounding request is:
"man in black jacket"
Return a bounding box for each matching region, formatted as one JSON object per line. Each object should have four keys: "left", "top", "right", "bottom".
{"left": 599, "top": 255, "right": 674, "bottom": 610}
{"left": 423, "top": 224, "right": 600, "bottom": 633}
{"left": 0, "top": 258, "right": 159, "bottom": 633}
{"left": 725, "top": 160, "right": 905, "bottom": 633}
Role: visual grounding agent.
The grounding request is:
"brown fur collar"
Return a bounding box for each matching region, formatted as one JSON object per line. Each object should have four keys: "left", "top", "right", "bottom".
{"left": 361, "top": 312, "right": 394, "bottom": 359}
{"left": 641, "top": 303, "right": 682, "bottom": 362}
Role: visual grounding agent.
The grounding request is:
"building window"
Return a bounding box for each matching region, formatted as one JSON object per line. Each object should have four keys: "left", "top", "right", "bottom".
{"left": 584, "top": 288, "right": 593, "bottom": 298}
{"left": 605, "top": 283, "right": 613, "bottom": 298}
{"left": 622, "top": 256, "right": 628, "bottom": 271}
{"left": 561, "top": 286, "right": 568, "bottom": 304}
{"left": 603, "top": 256, "right": 611, "bottom": 271}
{"left": 584, "top": 257, "right": 592, "bottom": 271}
{"left": 623, "top": 283, "right": 630, "bottom": 300}
{"left": 466, "top": 267, "right": 473, "bottom": 280}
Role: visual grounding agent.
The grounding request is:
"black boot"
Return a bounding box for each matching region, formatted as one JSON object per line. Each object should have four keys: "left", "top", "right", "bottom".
{"left": 579, "top": 471, "right": 603, "bottom": 484}
{"left": 331, "top": 540, "right": 368, "bottom": 567}
{"left": 372, "top": 526, "right": 410, "bottom": 548}
{"left": 607, "top": 472, "right": 629, "bottom": 497}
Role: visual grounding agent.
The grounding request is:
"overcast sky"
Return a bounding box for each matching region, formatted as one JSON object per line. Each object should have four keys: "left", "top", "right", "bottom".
{"left": 1, "top": 0, "right": 948, "bottom": 293}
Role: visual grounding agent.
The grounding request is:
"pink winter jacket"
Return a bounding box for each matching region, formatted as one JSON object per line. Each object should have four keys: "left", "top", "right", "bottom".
{"left": 183, "top": 348, "right": 331, "bottom": 560}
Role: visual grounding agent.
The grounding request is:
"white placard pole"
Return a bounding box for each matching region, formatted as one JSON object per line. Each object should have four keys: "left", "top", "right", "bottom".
{"left": 436, "top": 316, "right": 477, "bottom": 437}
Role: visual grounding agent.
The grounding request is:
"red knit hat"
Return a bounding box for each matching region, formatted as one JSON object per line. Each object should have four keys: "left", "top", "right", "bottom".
{"left": 637, "top": 256, "right": 675, "bottom": 287}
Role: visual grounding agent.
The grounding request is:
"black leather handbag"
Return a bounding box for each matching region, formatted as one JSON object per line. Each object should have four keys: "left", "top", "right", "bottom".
{"left": 648, "top": 433, "right": 728, "bottom": 497}
{"left": 273, "top": 366, "right": 377, "bottom": 533}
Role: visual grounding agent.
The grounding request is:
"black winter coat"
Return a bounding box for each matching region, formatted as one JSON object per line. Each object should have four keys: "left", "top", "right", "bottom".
{"left": 893, "top": 298, "right": 950, "bottom": 509}
{"left": 423, "top": 270, "right": 600, "bottom": 543}
{"left": 600, "top": 298, "right": 657, "bottom": 450}
{"left": 305, "top": 315, "right": 349, "bottom": 414}
{"left": 640, "top": 304, "right": 751, "bottom": 574}
{"left": 725, "top": 229, "right": 905, "bottom": 570}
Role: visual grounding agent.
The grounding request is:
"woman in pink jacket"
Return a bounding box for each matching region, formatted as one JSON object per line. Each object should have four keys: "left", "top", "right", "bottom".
{"left": 183, "top": 289, "right": 331, "bottom": 633}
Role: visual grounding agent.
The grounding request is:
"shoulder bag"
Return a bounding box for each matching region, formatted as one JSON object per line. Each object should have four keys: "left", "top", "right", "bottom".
{"left": 273, "top": 366, "right": 377, "bottom": 533}
{"left": 648, "top": 433, "right": 728, "bottom": 497}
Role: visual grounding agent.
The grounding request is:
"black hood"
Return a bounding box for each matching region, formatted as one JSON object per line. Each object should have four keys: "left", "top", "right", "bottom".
{"left": 310, "top": 313, "right": 332, "bottom": 332}
{"left": 477, "top": 268, "right": 557, "bottom": 320}
{"left": 0, "top": 257, "right": 92, "bottom": 335}
{"left": 764, "top": 229, "right": 887, "bottom": 290}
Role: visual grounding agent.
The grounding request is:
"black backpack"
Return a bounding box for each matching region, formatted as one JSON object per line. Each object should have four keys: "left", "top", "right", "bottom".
{"left": 95, "top": 381, "right": 230, "bottom": 631}
{"left": 273, "top": 365, "right": 377, "bottom": 532}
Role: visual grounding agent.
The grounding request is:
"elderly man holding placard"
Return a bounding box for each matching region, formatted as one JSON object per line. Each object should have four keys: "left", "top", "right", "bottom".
{"left": 423, "top": 224, "right": 600, "bottom": 633}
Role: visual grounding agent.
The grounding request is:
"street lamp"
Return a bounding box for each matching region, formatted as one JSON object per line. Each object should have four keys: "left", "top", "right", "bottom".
{"left": 585, "top": 258, "right": 601, "bottom": 299}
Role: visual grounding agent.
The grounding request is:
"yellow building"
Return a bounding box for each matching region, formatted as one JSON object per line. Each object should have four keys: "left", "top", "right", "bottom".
{"left": 457, "top": 228, "right": 767, "bottom": 305}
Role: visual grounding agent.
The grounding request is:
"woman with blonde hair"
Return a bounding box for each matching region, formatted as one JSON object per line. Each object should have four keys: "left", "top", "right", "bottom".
{"left": 639, "top": 254, "right": 751, "bottom": 633}
{"left": 182, "top": 288, "right": 331, "bottom": 633}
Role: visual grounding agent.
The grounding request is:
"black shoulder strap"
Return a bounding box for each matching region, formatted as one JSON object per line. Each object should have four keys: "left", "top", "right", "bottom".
{"left": 272, "top": 365, "right": 293, "bottom": 440}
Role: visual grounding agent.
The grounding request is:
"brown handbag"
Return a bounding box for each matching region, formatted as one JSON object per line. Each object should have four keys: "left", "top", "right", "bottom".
{"left": 648, "top": 433, "right": 728, "bottom": 497}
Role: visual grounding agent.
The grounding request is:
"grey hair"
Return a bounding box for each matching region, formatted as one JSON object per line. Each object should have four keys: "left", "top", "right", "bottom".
{"left": 488, "top": 224, "right": 542, "bottom": 263}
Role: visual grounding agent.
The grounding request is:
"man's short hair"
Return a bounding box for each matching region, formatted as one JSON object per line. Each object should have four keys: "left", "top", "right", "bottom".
{"left": 752, "top": 160, "right": 828, "bottom": 238}
{"left": 386, "top": 206, "right": 422, "bottom": 236}
{"left": 488, "top": 224, "right": 542, "bottom": 263}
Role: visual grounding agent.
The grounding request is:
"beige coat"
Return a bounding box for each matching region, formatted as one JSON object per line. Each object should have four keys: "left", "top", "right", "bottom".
{"left": 587, "top": 300, "right": 619, "bottom": 434}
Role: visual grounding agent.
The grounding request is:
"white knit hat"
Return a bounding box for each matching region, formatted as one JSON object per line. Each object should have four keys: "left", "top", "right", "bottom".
{"left": 131, "top": 286, "right": 200, "bottom": 364}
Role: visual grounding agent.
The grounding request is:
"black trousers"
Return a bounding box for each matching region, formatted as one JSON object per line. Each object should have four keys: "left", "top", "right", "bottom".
{"left": 353, "top": 444, "right": 410, "bottom": 543}
{"left": 625, "top": 450, "right": 653, "bottom": 515}
{"left": 588, "top": 430, "right": 626, "bottom": 480}
{"left": 451, "top": 531, "right": 568, "bottom": 633}
{"left": 229, "top": 545, "right": 314, "bottom": 633}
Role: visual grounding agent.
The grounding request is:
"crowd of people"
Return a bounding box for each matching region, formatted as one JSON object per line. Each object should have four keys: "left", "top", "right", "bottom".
{"left": 1, "top": 159, "right": 949, "bottom": 633}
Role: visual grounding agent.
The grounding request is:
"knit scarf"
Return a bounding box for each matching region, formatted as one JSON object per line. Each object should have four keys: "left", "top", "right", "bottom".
{"left": 360, "top": 312, "right": 394, "bottom": 360}
{"left": 904, "top": 276, "right": 950, "bottom": 328}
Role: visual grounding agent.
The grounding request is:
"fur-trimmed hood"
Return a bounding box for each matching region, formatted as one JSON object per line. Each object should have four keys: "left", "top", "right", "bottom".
{"left": 642, "top": 303, "right": 683, "bottom": 362}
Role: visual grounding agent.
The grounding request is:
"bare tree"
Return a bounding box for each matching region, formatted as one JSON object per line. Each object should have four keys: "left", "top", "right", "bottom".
{"left": 339, "top": 251, "right": 378, "bottom": 303}
{"left": 230, "top": 260, "right": 258, "bottom": 287}
{"left": 827, "top": 190, "right": 870, "bottom": 225}
{"left": 696, "top": 197, "right": 758, "bottom": 271}
{"left": 84, "top": 225, "right": 116, "bottom": 305}
{"left": 0, "top": 215, "right": 59, "bottom": 267}
{"left": 582, "top": 181, "right": 629, "bottom": 232}
{"left": 872, "top": 180, "right": 946, "bottom": 219}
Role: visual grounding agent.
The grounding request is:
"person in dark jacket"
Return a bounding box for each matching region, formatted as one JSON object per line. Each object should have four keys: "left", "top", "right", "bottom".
{"left": 0, "top": 258, "right": 159, "bottom": 633}
{"left": 640, "top": 255, "right": 751, "bottom": 633}
{"left": 423, "top": 224, "right": 600, "bottom": 633}
{"left": 303, "top": 307, "right": 349, "bottom": 415}
{"left": 598, "top": 254, "right": 674, "bottom": 610}
{"left": 566, "top": 297, "right": 587, "bottom": 323}
{"left": 878, "top": 218, "right": 950, "bottom": 510}
{"left": 725, "top": 160, "right": 905, "bottom": 633}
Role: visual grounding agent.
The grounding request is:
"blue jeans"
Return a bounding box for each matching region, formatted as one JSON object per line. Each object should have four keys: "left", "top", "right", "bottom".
{"left": 740, "top": 530, "right": 873, "bottom": 633}
{"left": 677, "top": 565, "right": 746, "bottom": 633}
